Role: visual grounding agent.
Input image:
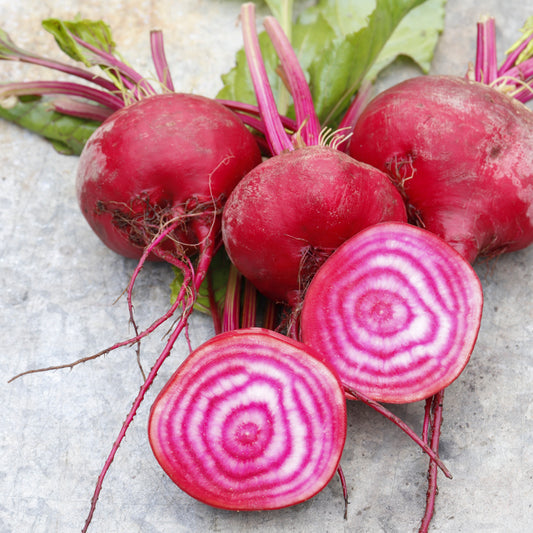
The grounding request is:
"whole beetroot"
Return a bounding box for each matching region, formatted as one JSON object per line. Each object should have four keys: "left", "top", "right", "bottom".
{"left": 349, "top": 74, "right": 533, "bottom": 263}
{"left": 222, "top": 145, "right": 406, "bottom": 305}
{"left": 77, "top": 92, "right": 261, "bottom": 262}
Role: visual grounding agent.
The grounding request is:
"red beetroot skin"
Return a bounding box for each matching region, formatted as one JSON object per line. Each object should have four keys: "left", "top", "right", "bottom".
{"left": 349, "top": 75, "right": 533, "bottom": 263}
{"left": 222, "top": 145, "right": 407, "bottom": 305}
{"left": 76, "top": 93, "right": 262, "bottom": 260}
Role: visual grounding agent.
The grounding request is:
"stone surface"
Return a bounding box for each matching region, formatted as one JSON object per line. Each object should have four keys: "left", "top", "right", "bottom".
{"left": 1, "top": 1, "right": 532, "bottom": 532}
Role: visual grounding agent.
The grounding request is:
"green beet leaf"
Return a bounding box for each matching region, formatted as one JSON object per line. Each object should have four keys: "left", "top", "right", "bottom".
{"left": 41, "top": 17, "right": 116, "bottom": 67}
{"left": 218, "top": 0, "right": 446, "bottom": 126}
{"left": 0, "top": 96, "right": 100, "bottom": 155}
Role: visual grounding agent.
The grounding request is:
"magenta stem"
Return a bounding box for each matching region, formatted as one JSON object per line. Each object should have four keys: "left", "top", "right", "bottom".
{"left": 240, "top": 2, "right": 294, "bottom": 155}
{"left": 262, "top": 299, "right": 278, "bottom": 330}
{"left": 419, "top": 389, "right": 445, "bottom": 533}
{"left": 206, "top": 270, "right": 223, "bottom": 335}
{"left": 0, "top": 80, "right": 125, "bottom": 110}
{"left": 0, "top": 31, "right": 120, "bottom": 93}
{"left": 222, "top": 264, "right": 242, "bottom": 332}
{"left": 499, "top": 56, "right": 533, "bottom": 99}
{"left": 263, "top": 16, "right": 321, "bottom": 146}
{"left": 498, "top": 19, "right": 533, "bottom": 75}
{"left": 498, "top": 34, "right": 533, "bottom": 75}
{"left": 474, "top": 17, "right": 533, "bottom": 104}
{"left": 335, "top": 80, "right": 373, "bottom": 152}
{"left": 336, "top": 465, "right": 349, "bottom": 519}
{"left": 422, "top": 396, "right": 432, "bottom": 442}
{"left": 150, "top": 30, "right": 175, "bottom": 92}
{"left": 49, "top": 97, "right": 115, "bottom": 121}
{"left": 217, "top": 99, "right": 298, "bottom": 132}
{"left": 475, "top": 17, "right": 498, "bottom": 83}
{"left": 241, "top": 278, "right": 257, "bottom": 328}
{"left": 69, "top": 33, "right": 156, "bottom": 98}
{"left": 345, "top": 387, "right": 451, "bottom": 479}
{"left": 8, "top": 56, "right": 119, "bottom": 94}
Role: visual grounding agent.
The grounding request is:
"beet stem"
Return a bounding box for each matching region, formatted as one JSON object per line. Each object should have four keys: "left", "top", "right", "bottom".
{"left": 0, "top": 80, "right": 125, "bottom": 110}
{"left": 262, "top": 299, "right": 278, "bottom": 330}
{"left": 476, "top": 17, "right": 498, "bottom": 85}
{"left": 217, "top": 99, "right": 298, "bottom": 132}
{"left": 475, "top": 18, "right": 498, "bottom": 83}
{"left": 222, "top": 264, "right": 242, "bottom": 332}
{"left": 263, "top": 16, "right": 321, "bottom": 145}
{"left": 206, "top": 269, "right": 223, "bottom": 335}
{"left": 345, "top": 387, "right": 451, "bottom": 479}
{"left": 69, "top": 32, "right": 156, "bottom": 99}
{"left": 49, "top": 97, "right": 115, "bottom": 121}
{"left": 476, "top": 17, "right": 533, "bottom": 103}
{"left": 241, "top": 278, "right": 258, "bottom": 328}
{"left": 241, "top": 3, "right": 294, "bottom": 155}
{"left": 0, "top": 29, "right": 120, "bottom": 93}
{"left": 335, "top": 465, "right": 349, "bottom": 520}
{"left": 419, "top": 389, "right": 445, "bottom": 533}
{"left": 149, "top": 30, "right": 175, "bottom": 92}
{"left": 335, "top": 80, "right": 373, "bottom": 152}
{"left": 498, "top": 32, "right": 533, "bottom": 75}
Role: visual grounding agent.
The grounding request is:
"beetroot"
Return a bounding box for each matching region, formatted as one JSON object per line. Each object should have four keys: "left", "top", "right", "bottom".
{"left": 300, "top": 222, "right": 483, "bottom": 404}
{"left": 223, "top": 146, "right": 406, "bottom": 305}
{"left": 349, "top": 71, "right": 533, "bottom": 264}
{"left": 148, "top": 327, "right": 347, "bottom": 510}
{"left": 77, "top": 92, "right": 261, "bottom": 261}
{"left": 221, "top": 4, "right": 407, "bottom": 306}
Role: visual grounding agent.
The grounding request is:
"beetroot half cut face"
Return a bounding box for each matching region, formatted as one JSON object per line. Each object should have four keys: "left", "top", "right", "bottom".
{"left": 148, "top": 327, "right": 347, "bottom": 510}
{"left": 300, "top": 222, "right": 484, "bottom": 404}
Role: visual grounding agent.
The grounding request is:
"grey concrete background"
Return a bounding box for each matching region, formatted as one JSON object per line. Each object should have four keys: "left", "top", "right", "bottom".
{"left": 1, "top": 1, "right": 532, "bottom": 532}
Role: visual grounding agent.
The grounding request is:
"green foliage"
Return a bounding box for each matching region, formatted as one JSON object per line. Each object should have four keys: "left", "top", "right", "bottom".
{"left": 0, "top": 96, "right": 99, "bottom": 155}
{"left": 218, "top": 0, "right": 446, "bottom": 126}
{"left": 41, "top": 18, "right": 115, "bottom": 66}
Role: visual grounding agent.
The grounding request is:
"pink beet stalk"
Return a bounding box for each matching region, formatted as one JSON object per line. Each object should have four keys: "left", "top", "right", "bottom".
{"left": 419, "top": 389, "right": 445, "bottom": 533}
{"left": 0, "top": 80, "right": 124, "bottom": 110}
{"left": 262, "top": 15, "right": 321, "bottom": 146}
{"left": 474, "top": 16, "right": 498, "bottom": 83}
{"left": 150, "top": 29, "right": 175, "bottom": 91}
{"left": 241, "top": 3, "right": 293, "bottom": 155}
{"left": 148, "top": 328, "right": 347, "bottom": 511}
{"left": 334, "top": 79, "right": 373, "bottom": 152}
{"left": 479, "top": 16, "right": 533, "bottom": 102}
